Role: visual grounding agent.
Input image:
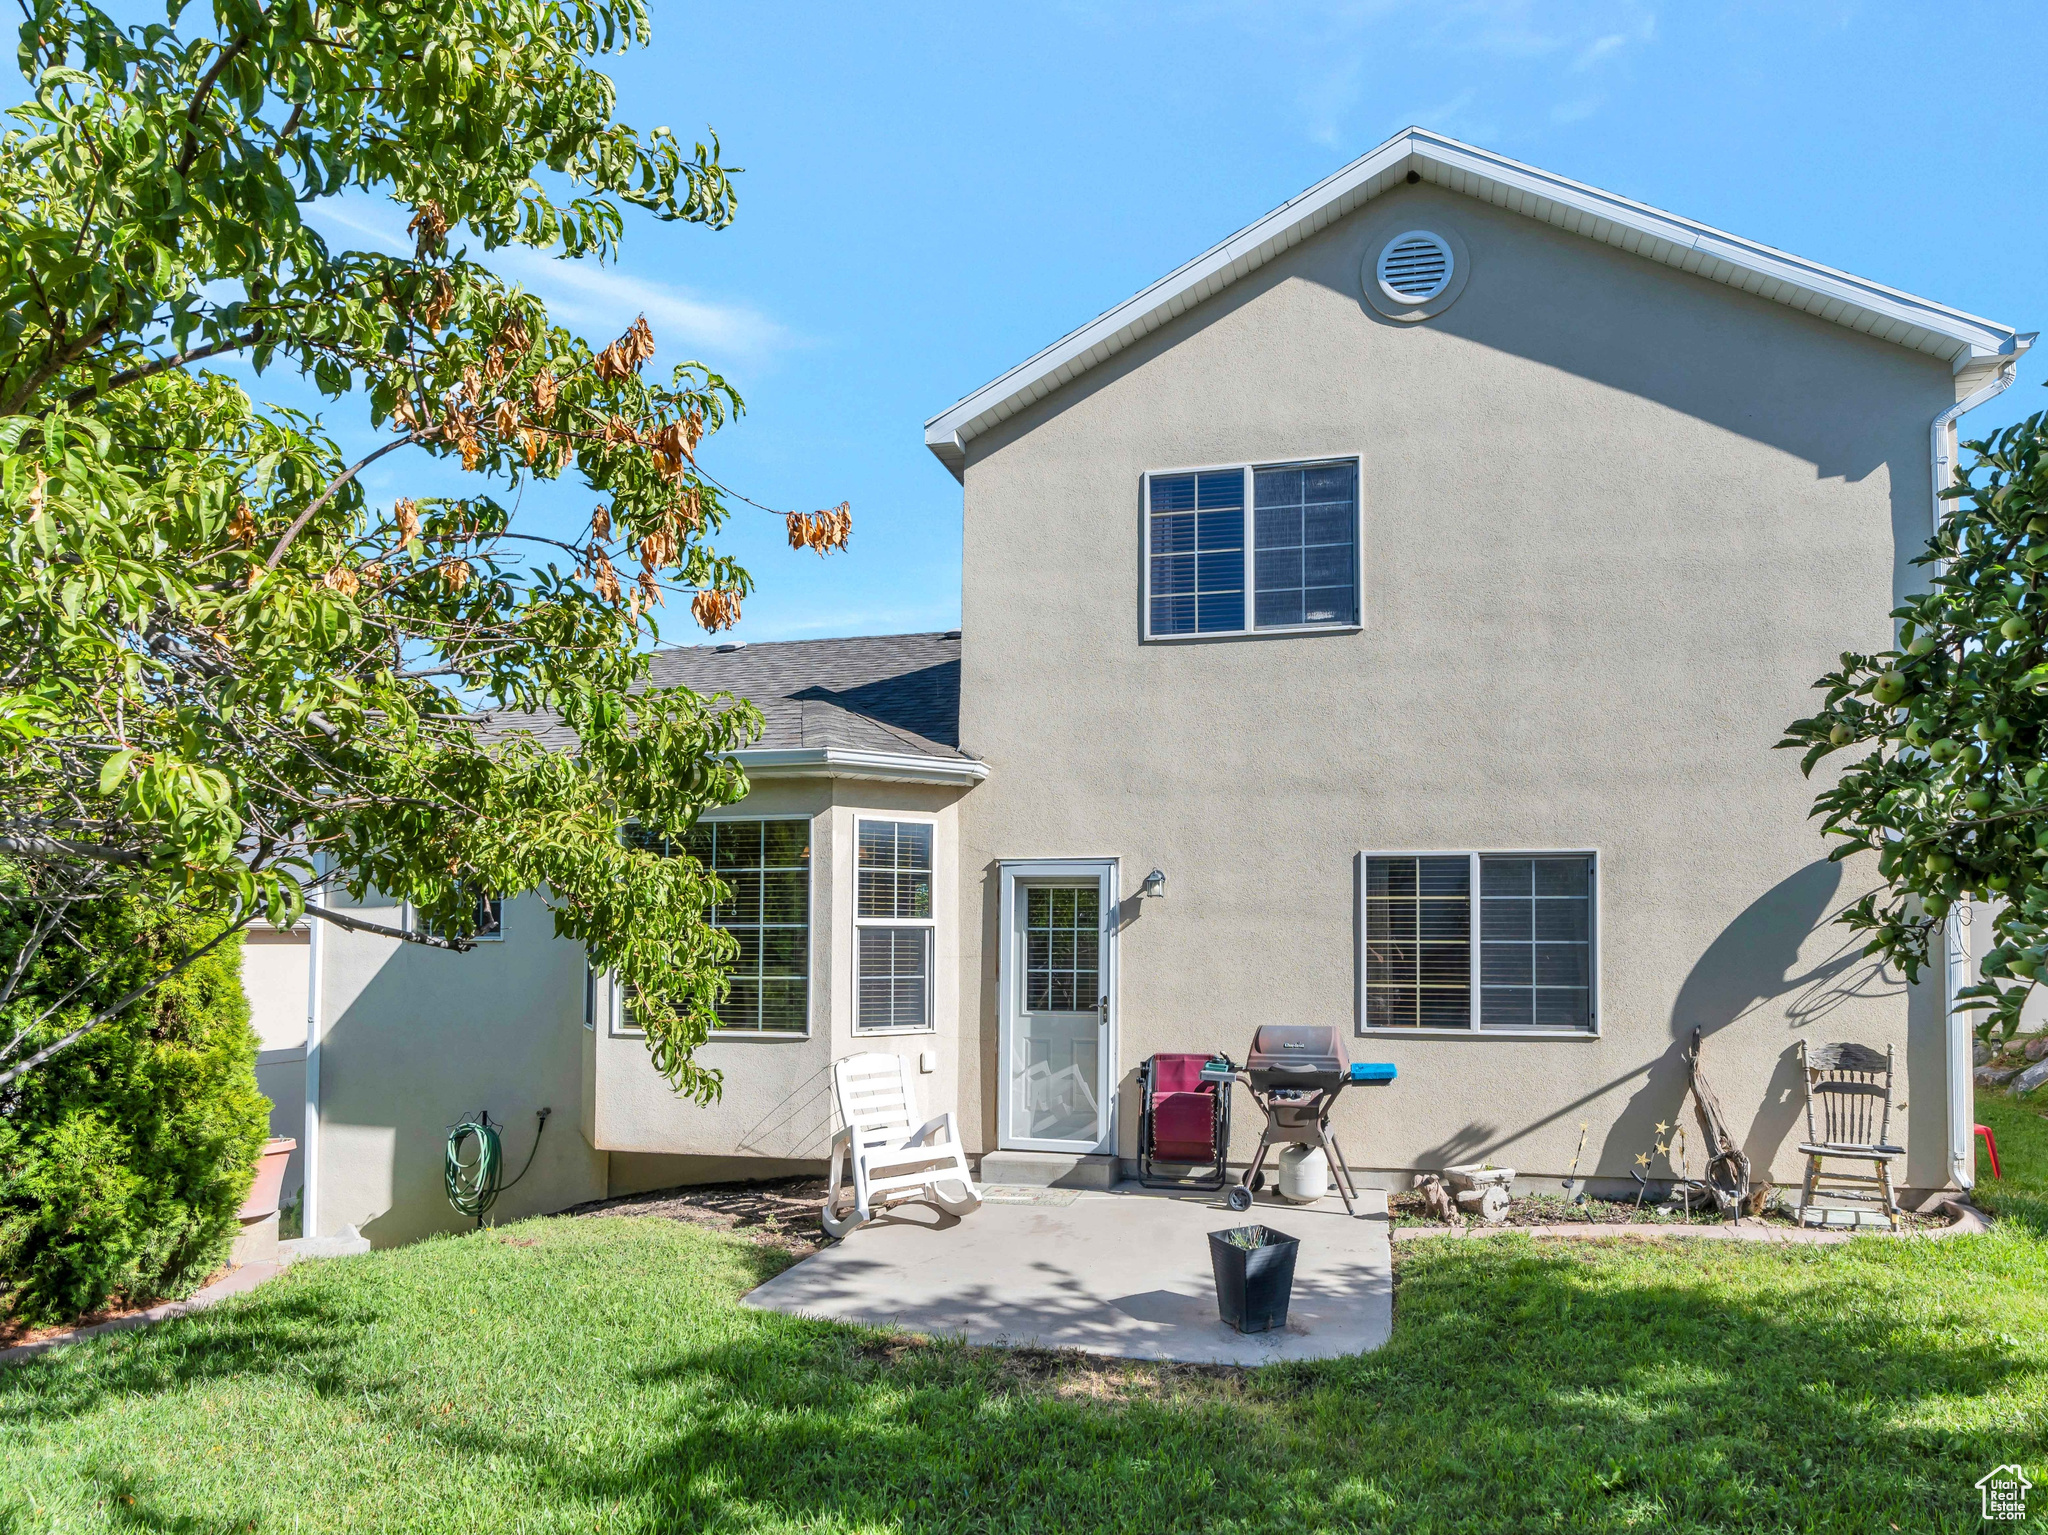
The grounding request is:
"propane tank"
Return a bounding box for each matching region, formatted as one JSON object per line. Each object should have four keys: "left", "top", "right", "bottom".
{"left": 1277, "top": 1145, "right": 1329, "bottom": 1204}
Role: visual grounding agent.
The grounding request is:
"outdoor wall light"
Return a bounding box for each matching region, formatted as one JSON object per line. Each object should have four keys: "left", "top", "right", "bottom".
{"left": 1142, "top": 868, "right": 1167, "bottom": 899}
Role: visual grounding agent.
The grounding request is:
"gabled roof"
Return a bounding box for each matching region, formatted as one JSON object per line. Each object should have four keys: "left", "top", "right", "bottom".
{"left": 924, "top": 127, "right": 2031, "bottom": 480}
{"left": 480, "top": 631, "right": 986, "bottom": 788}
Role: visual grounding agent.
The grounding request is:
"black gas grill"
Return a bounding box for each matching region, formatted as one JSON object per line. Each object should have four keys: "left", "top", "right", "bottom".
{"left": 1206, "top": 1025, "right": 1365, "bottom": 1216}
{"left": 1245, "top": 1024, "right": 1352, "bottom": 1093}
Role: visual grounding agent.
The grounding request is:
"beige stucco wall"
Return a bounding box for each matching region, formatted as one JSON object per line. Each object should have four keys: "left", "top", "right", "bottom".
{"left": 313, "top": 890, "right": 607, "bottom": 1246}
{"left": 953, "top": 184, "right": 1958, "bottom": 1193}
{"left": 308, "top": 774, "right": 973, "bottom": 1246}
{"left": 590, "top": 775, "right": 970, "bottom": 1166}
{"left": 242, "top": 926, "right": 309, "bottom": 1053}
{"left": 242, "top": 926, "right": 309, "bottom": 1203}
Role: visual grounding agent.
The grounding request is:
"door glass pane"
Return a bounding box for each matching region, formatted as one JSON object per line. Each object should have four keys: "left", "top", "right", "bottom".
{"left": 1012, "top": 882, "right": 1103, "bottom": 1144}
{"left": 1025, "top": 883, "right": 1098, "bottom": 1010}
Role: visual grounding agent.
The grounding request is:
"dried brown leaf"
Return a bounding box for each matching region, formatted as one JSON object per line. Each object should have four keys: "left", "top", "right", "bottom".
{"left": 418, "top": 271, "right": 455, "bottom": 331}
{"left": 692, "top": 588, "right": 741, "bottom": 632}
{"left": 786, "top": 501, "right": 852, "bottom": 556}
{"left": 589, "top": 545, "right": 622, "bottom": 605}
{"left": 407, "top": 200, "right": 449, "bottom": 259}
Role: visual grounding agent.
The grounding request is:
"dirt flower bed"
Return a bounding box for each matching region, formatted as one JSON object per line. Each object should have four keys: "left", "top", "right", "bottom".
{"left": 0, "top": 1265, "right": 232, "bottom": 1349}
{"left": 562, "top": 1175, "right": 832, "bottom": 1257}
{"left": 1387, "top": 1189, "right": 1944, "bottom": 1232}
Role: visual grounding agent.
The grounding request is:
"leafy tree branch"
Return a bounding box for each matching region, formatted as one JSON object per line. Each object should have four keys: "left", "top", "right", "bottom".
{"left": 0, "top": 1, "right": 853, "bottom": 1097}
{"left": 1782, "top": 411, "right": 2048, "bottom": 1043}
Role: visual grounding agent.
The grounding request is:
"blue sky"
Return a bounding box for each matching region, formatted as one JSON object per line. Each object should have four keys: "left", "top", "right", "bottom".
{"left": 27, "top": 3, "right": 2048, "bottom": 645}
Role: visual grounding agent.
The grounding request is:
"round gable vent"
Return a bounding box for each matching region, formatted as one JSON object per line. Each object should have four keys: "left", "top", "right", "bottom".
{"left": 1377, "top": 231, "right": 1454, "bottom": 303}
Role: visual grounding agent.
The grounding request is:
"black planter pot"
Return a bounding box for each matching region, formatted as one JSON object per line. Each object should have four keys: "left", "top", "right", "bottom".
{"left": 1208, "top": 1224, "right": 1300, "bottom": 1334}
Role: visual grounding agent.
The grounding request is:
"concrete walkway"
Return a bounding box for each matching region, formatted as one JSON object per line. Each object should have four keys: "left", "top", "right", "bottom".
{"left": 743, "top": 1183, "right": 1392, "bottom": 1366}
{"left": 0, "top": 1259, "right": 285, "bottom": 1367}
{"left": 0, "top": 1226, "right": 368, "bottom": 1368}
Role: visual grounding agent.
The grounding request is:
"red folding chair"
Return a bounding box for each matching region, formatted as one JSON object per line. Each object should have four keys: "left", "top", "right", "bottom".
{"left": 1138, "top": 1053, "right": 1230, "bottom": 1191}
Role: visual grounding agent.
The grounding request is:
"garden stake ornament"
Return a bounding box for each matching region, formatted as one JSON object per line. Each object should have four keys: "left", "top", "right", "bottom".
{"left": 1561, "top": 1121, "right": 1590, "bottom": 1209}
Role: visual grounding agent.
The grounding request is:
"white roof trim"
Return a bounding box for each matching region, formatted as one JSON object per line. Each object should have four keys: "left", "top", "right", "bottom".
{"left": 732, "top": 747, "right": 989, "bottom": 787}
{"left": 924, "top": 127, "right": 2030, "bottom": 480}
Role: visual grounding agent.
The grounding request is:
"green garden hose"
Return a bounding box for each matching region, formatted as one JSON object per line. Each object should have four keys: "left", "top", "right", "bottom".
{"left": 445, "top": 1107, "right": 550, "bottom": 1225}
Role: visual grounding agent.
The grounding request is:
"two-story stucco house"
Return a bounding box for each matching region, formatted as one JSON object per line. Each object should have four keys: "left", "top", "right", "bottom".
{"left": 260, "top": 129, "right": 2030, "bottom": 1247}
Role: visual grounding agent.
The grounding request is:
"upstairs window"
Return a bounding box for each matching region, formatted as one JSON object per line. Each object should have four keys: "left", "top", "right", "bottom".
{"left": 1144, "top": 458, "right": 1359, "bottom": 639}
{"left": 1362, "top": 852, "right": 1596, "bottom": 1034}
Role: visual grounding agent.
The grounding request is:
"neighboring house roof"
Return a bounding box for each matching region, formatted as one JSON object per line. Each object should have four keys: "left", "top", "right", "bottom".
{"left": 480, "top": 631, "right": 986, "bottom": 787}
{"left": 924, "top": 126, "right": 2033, "bottom": 480}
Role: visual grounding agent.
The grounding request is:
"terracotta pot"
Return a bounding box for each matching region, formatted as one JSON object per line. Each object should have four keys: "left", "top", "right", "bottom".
{"left": 239, "top": 1137, "right": 298, "bottom": 1221}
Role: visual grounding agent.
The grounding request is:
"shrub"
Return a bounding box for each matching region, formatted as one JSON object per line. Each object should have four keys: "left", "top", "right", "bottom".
{"left": 0, "top": 892, "right": 268, "bottom": 1326}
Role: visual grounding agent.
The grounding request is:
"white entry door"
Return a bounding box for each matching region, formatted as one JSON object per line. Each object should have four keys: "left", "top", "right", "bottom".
{"left": 998, "top": 860, "right": 1117, "bottom": 1154}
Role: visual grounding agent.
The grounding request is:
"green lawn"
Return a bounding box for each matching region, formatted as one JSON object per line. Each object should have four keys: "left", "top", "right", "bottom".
{"left": 3, "top": 1137, "right": 2045, "bottom": 1534}
{"left": 1975, "top": 1085, "right": 2048, "bottom": 1236}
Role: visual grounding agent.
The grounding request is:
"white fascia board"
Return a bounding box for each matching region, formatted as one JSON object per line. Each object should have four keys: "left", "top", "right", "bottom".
{"left": 923, "top": 127, "right": 2030, "bottom": 480}
{"left": 732, "top": 747, "right": 990, "bottom": 787}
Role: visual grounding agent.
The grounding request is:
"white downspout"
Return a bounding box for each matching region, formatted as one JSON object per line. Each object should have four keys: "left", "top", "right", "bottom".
{"left": 302, "top": 869, "right": 327, "bottom": 1238}
{"left": 1935, "top": 353, "right": 2024, "bottom": 1191}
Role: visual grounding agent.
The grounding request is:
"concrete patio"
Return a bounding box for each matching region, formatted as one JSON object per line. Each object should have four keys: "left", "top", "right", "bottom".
{"left": 742, "top": 1183, "right": 1392, "bottom": 1366}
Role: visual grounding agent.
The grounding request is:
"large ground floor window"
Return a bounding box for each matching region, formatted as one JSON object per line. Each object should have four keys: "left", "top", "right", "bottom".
{"left": 625, "top": 818, "right": 811, "bottom": 1035}
{"left": 1362, "top": 851, "right": 1595, "bottom": 1034}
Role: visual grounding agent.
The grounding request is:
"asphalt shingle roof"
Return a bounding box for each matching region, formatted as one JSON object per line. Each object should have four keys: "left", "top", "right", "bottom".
{"left": 478, "top": 632, "right": 967, "bottom": 763}
{"left": 646, "top": 632, "right": 965, "bottom": 759}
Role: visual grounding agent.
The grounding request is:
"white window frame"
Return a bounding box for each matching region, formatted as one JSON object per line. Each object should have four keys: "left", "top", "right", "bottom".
{"left": 1140, "top": 454, "right": 1365, "bottom": 642}
{"left": 1357, "top": 848, "right": 1601, "bottom": 1039}
{"left": 402, "top": 894, "right": 506, "bottom": 943}
{"left": 852, "top": 813, "right": 938, "bottom": 1035}
{"left": 611, "top": 812, "right": 816, "bottom": 1041}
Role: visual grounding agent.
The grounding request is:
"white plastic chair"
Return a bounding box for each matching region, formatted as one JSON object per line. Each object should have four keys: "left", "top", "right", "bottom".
{"left": 820, "top": 1052, "right": 982, "bottom": 1238}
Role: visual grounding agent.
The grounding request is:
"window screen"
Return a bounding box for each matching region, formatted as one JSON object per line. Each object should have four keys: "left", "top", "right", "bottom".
{"left": 1480, "top": 856, "right": 1593, "bottom": 1029}
{"left": 858, "top": 821, "right": 932, "bottom": 918}
{"left": 1148, "top": 470, "right": 1245, "bottom": 636}
{"left": 1363, "top": 853, "right": 1594, "bottom": 1032}
{"left": 413, "top": 893, "right": 503, "bottom": 941}
{"left": 1364, "top": 856, "right": 1471, "bottom": 1028}
{"left": 626, "top": 819, "right": 810, "bottom": 1033}
{"left": 856, "top": 820, "right": 935, "bottom": 1030}
{"left": 1254, "top": 461, "right": 1357, "bottom": 628}
{"left": 858, "top": 928, "right": 932, "bottom": 1030}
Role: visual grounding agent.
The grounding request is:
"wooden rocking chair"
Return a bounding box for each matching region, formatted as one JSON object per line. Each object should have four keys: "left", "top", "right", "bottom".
{"left": 820, "top": 1052, "right": 982, "bottom": 1238}
{"left": 1798, "top": 1041, "right": 1903, "bottom": 1231}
